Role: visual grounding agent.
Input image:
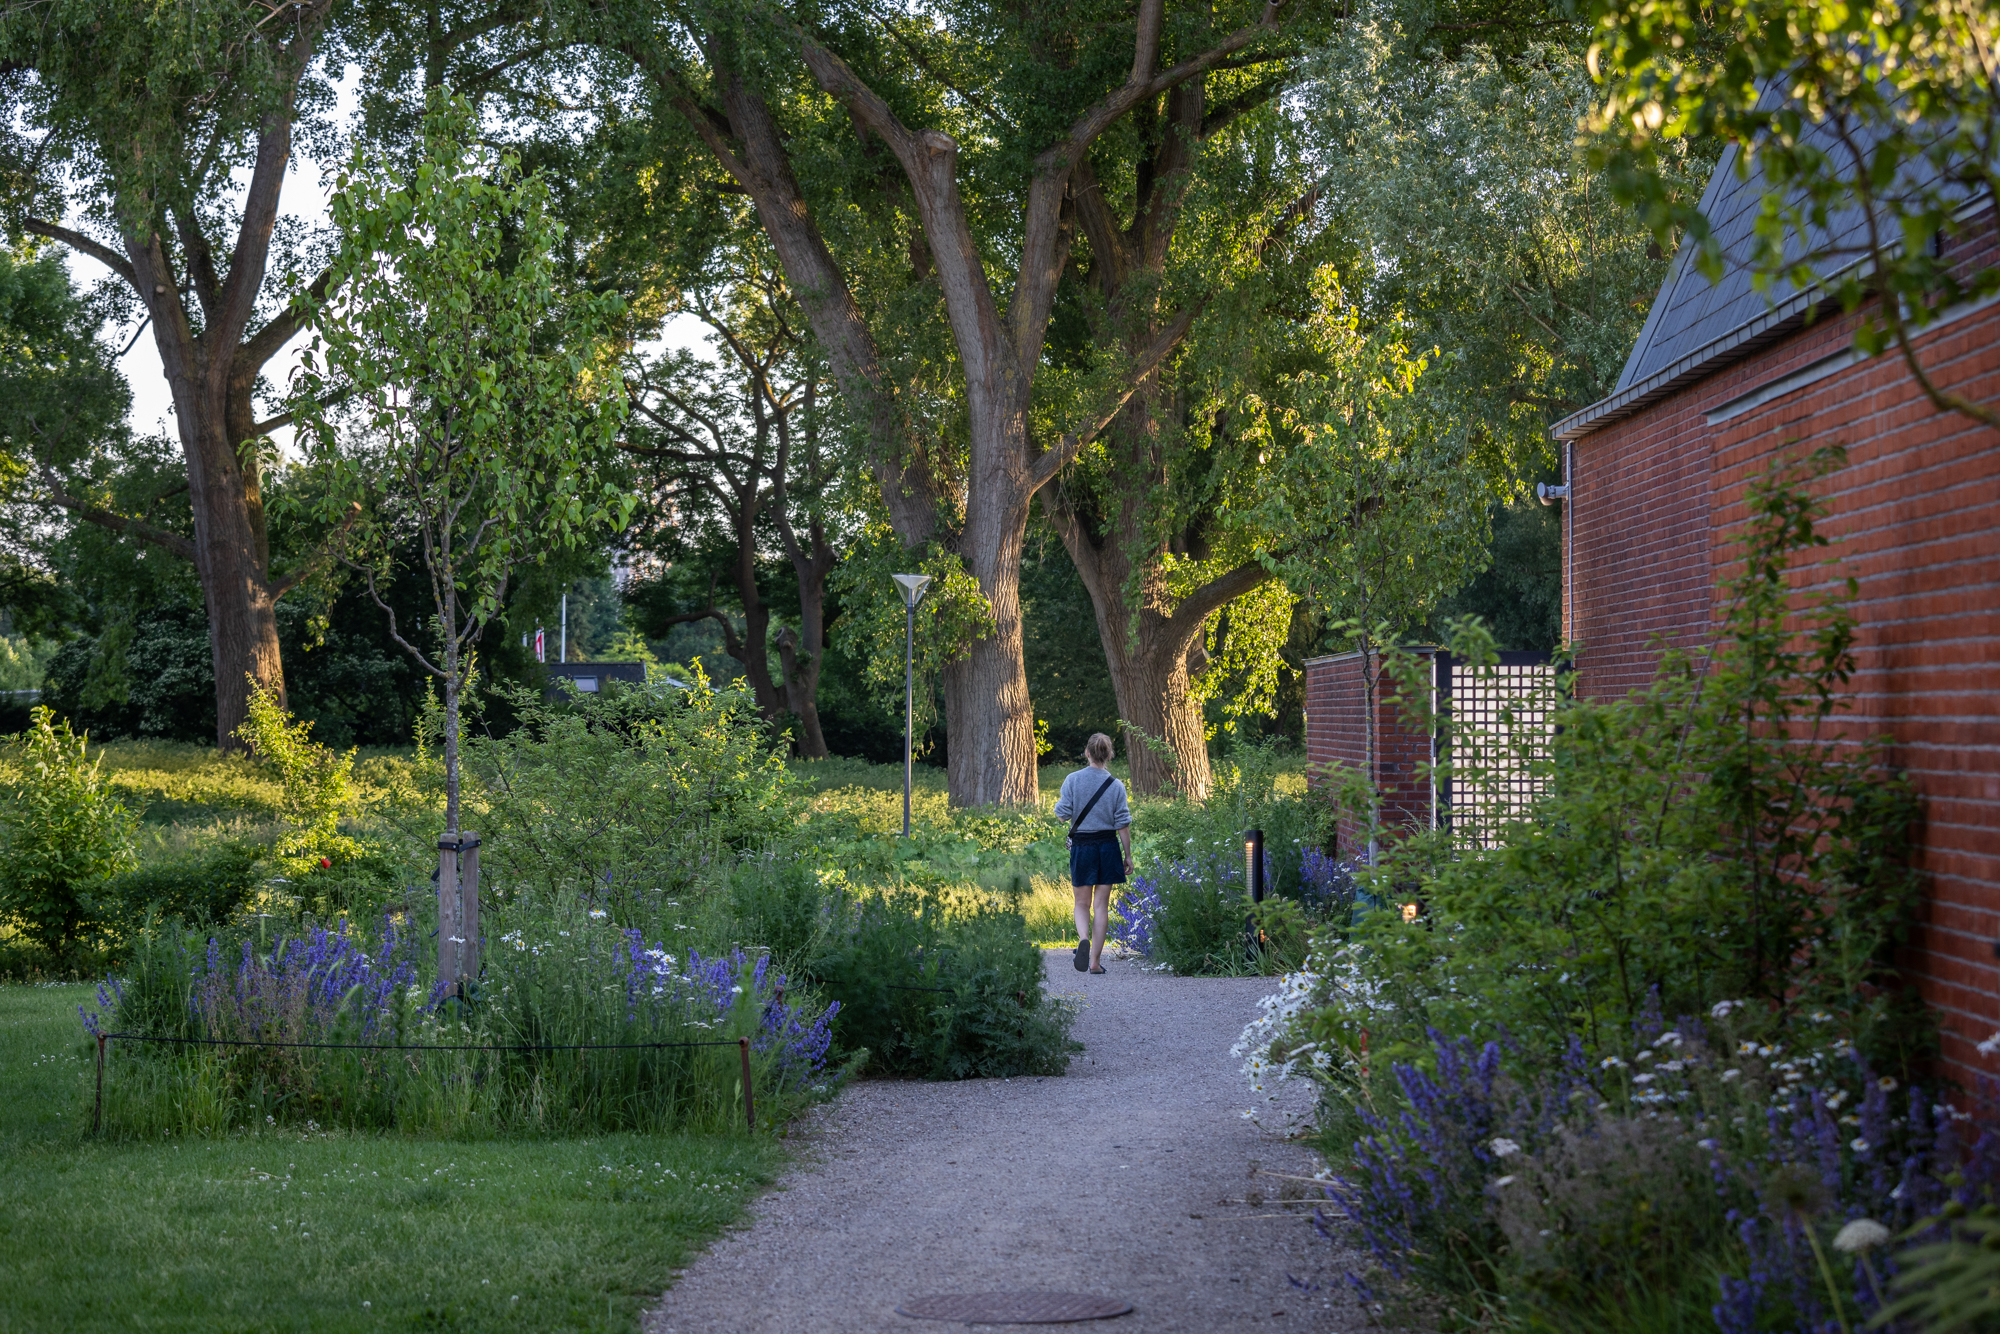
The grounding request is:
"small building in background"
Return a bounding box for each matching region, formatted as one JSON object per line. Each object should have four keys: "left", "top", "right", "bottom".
{"left": 1303, "top": 648, "right": 1558, "bottom": 854}
{"left": 542, "top": 661, "right": 647, "bottom": 700}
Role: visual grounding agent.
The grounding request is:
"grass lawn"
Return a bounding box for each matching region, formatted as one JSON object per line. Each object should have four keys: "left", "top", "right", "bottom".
{"left": 0, "top": 985, "right": 784, "bottom": 1333}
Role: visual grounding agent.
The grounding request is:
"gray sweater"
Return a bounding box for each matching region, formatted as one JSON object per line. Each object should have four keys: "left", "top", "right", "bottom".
{"left": 1053, "top": 767, "right": 1131, "bottom": 834}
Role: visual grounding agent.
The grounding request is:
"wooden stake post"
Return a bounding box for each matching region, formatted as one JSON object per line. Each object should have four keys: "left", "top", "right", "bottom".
{"left": 437, "top": 831, "right": 482, "bottom": 997}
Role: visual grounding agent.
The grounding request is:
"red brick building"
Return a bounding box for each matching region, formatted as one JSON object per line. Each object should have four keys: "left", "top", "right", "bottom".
{"left": 1303, "top": 649, "right": 1436, "bottom": 853}
{"left": 1550, "top": 150, "right": 2000, "bottom": 1084}
{"left": 1302, "top": 142, "right": 2000, "bottom": 1085}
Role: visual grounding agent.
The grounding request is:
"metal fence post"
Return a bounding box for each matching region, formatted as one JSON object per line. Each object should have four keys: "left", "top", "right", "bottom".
{"left": 93, "top": 1033, "right": 105, "bottom": 1135}
{"left": 738, "top": 1036, "right": 755, "bottom": 1132}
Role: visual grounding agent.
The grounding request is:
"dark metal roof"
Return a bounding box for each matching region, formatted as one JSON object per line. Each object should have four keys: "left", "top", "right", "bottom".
{"left": 1556, "top": 109, "right": 1954, "bottom": 441}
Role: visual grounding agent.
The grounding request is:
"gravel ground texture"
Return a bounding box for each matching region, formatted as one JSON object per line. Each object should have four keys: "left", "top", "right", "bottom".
{"left": 646, "top": 950, "right": 1379, "bottom": 1333}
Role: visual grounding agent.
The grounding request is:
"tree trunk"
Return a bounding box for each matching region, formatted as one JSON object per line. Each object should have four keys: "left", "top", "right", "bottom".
{"left": 624, "top": 7, "right": 1280, "bottom": 804}
{"left": 726, "top": 527, "right": 782, "bottom": 717}
{"left": 31, "top": 25, "right": 326, "bottom": 754}
{"left": 943, "top": 479, "right": 1039, "bottom": 805}
{"left": 774, "top": 517, "right": 837, "bottom": 759}
{"left": 179, "top": 379, "right": 288, "bottom": 752}
{"left": 1044, "top": 386, "right": 1269, "bottom": 800}
{"left": 442, "top": 633, "right": 462, "bottom": 838}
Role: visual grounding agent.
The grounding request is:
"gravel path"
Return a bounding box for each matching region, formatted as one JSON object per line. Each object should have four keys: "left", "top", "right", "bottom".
{"left": 647, "top": 951, "right": 1376, "bottom": 1333}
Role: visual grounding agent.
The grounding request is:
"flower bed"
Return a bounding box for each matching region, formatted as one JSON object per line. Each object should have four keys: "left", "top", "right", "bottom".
{"left": 83, "top": 907, "right": 843, "bottom": 1138}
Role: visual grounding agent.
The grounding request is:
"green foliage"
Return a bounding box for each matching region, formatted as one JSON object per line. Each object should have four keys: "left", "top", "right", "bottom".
{"left": 1305, "top": 29, "right": 1701, "bottom": 448}
{"left": 728, "top": 860, "right": 1078, "bottom": 1081}
{"left": 0, "top": 706, "right": 136, "bottom": 957}
{"left": 41, "top": 604, "right": 216, "bottom": 742}
{"left": 1149, "top": 867, "right": 1259, "bottom": 977}
{"left": 1248, "top": 274, "right": 1497, "bottom": 642}
{"left": 99, "top": 842, "right": 264, "bottom": 930}
{"left": 1316, "top": 452, "right": 1927, "bottom": 1075}
{"left": 0, "top": 631, "right": 55, "bottom": 691}
{"left": 235, "top": 682, "right": 359, "bottom": 876}
{"left": 1426, "top": 494, "right": 1565, "bottom": 653}
{"left": 291, "top": 90, "right": 632, "bottom": 832}
{"left": 92, "top": 900, "right": 838, "bottom": 1140}
{"left": 0, "top": 246, "right": 129, "bottom": 525}
{"left": 470, "top": 666, "right": 799, "bottom": 907}
{"left": 1126, "top": 747, "right": 1329, "bottom": 976}
{"left": 1878, "top": 1205, "right": 2000, "bottom": 1333}
{"left": 828, "top": 522, "right": 994, "bottom": 744}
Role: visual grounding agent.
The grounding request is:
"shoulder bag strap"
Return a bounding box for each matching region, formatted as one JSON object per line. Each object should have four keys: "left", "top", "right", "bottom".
{"left": 1069, "top": 773, "right": 1118, "bottom": 842}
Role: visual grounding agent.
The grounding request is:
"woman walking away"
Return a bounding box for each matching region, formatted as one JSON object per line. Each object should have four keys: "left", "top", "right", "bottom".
{"left": 1053, "top": 732, "right": 1132, "bottom": 975}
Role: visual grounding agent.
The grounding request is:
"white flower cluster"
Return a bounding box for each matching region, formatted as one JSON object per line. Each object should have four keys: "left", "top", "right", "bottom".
{"left": 1233, "top": 967, "right": 1332, "bottom": 1130}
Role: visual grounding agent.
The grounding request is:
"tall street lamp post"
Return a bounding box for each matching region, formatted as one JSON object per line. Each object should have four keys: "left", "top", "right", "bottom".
{"left": 890, "top": 573, "right": 932, "bottom": 838}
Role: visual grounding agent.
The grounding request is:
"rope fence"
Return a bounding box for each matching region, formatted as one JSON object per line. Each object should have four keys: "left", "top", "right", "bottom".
{"left": 92, "top": 1031, "right": 760, "bottom": 1135}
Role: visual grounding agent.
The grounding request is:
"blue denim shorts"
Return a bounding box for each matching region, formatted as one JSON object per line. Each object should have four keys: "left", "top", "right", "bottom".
{"left": 1069, "top": 833, "right": 1126, "bottom": 887}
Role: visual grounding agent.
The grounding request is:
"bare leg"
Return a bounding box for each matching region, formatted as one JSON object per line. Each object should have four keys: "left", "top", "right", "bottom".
{"left": 1090, "top": 885, "right": 1112, "bottom": 967}
{"left": 1074, "top": 884, "right": 1092, "bottom": 944}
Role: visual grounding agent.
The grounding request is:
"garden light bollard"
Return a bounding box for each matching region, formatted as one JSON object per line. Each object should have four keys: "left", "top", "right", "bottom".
{"left": 1244, "top": 827, "right": 1265, "bottom": 959}
{"left": 738, "top": 1035, "right": 756, "bottom": 1132}
{"left": 891, "top": 573, "right": 933, "bottom": 838}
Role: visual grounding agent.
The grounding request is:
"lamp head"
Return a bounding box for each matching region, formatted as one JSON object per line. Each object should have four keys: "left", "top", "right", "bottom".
{"left": 891, "top": 573, "right": 933, "bottom": 608}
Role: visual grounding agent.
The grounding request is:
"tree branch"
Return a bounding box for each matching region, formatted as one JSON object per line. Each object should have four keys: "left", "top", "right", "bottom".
{"left": 38, "top": 471, "right": 198, "bottom": 562}
{"left": 270, "top": 500, "right": 362, "bottom": 598}
{"left": 1028, "top": 304, "right": 1201, "bottom": 490}
{"left": 23, "top": 219, "right": 137, "bottom": 289}
{"left": 1164, "top": 559, "right": 1271, "bottom": 636}
{"left": 237, "top": 263, "right": 333, "bottom": 377}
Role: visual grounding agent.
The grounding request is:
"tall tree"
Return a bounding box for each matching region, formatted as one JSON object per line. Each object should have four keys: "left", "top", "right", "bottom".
{"left": 1040, "top": 75, "right": 1322, "bottom": 797}
{"left": 555, "top": 0, "right": 1294, "bottom": 805}
{"left": 622, "top": 258, "right": 845, "bottom": 757}
{"left": 0, "top": 0, "right": 346, "bottom": 749}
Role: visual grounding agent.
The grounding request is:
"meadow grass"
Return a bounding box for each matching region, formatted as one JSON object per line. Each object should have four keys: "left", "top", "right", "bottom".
{"left": 0, "top": 984, "right": 782, "bottom": 1334}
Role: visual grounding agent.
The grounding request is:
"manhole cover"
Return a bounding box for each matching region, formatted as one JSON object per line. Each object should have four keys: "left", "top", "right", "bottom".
{"left": 897, "top": 1292, "right": 1133, "bottom": 1324}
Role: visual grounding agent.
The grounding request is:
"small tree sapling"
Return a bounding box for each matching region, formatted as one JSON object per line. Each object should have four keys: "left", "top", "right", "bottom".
{"left": 290, "top": 93, "right": 631, "bottom": 838}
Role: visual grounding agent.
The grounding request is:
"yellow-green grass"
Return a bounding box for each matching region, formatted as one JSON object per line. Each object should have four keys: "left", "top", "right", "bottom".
{"left": 78, "top": 741, "right": 420, "bottom": 825}
{"left": 0, "top": 984, "right": 782, "bottom": 1333}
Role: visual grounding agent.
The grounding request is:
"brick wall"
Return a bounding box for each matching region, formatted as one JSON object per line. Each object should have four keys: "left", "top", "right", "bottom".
{"left": 1568, "top": 219, "right": 2000, "bottom": 1086}
{"left": 1304, "top": 650, "right": 1434, "bottom": 856}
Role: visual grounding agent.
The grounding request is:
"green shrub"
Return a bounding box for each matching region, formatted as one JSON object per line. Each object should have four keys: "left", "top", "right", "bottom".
{"left": 235, "top": 682, "right": 361, "bottom": 875}
{"left": 1243, "top": 453, "right": 1936, "bottom": 1329}
{"left": 0, "top": 706, "right": 137, "bottom": 958}
{"left": 1326, "top": 449, "right": 1926, "bottom": 1076}
{"left": 470, "top": 667, "right": 799, "bottom": 907}
{"left": 1122, "top": 745, "right": 1332, "bottom": 976}
{"left": 100, "top": 842, "right": 265, "bottom": 927}
{"left": 726, "top": 859, "right": 1079, "bottom": 1079}
{"left": 812, "top": 884, "right": 1079, "bottom": 1079}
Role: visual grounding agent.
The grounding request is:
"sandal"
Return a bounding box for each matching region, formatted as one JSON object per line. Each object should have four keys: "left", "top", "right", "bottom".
{"left": 1073, "top": 939, "right": 1090, "bottom": 972}
{"left": 1088, "top": 963, "right": 1107, "bottom": 974}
